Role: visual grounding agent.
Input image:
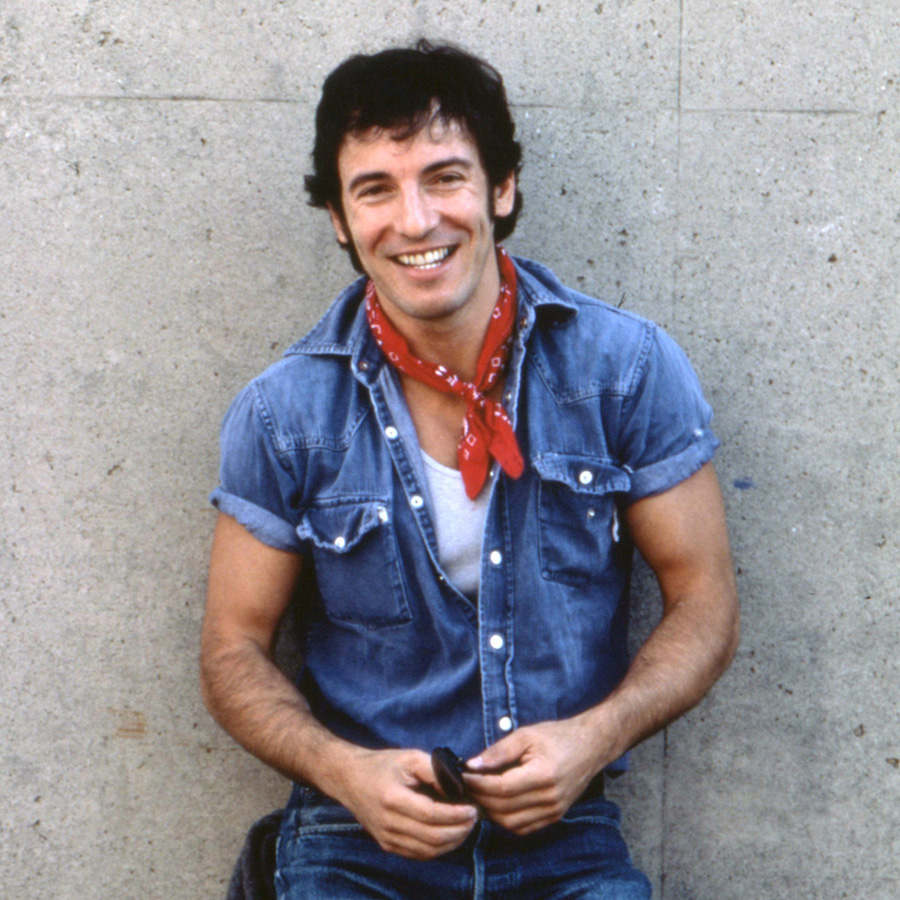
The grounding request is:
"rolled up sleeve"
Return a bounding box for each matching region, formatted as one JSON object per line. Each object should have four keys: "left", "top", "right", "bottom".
{"left": 209, "top": 382, "right": 302, "bottom": 552}
{"left": 617, "top": 326, "right": 719, "bottom": 503}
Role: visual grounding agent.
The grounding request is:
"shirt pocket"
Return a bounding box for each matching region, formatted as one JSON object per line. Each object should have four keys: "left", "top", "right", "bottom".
{"left": 534, "top": 454, "right": 632, "bottom": 586}
{"left": 295, "top": 497, "right": 412, "bottom": 628}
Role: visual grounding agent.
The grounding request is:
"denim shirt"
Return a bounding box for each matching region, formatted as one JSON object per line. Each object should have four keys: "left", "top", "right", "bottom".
{"left": 211, "top": 256, "right": 718, "bottom": 774}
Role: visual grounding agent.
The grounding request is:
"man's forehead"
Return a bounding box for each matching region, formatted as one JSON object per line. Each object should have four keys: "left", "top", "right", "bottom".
{"left": 339, "top": 116, "right": 476, "bottom": 160}
{"left": 337, "top": 119, "right": 481, "bottom": 187}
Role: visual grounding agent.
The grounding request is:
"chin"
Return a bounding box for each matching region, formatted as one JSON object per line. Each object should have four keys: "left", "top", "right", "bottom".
{"left": 399, "top": 298, "right": 467, "bottom": 322}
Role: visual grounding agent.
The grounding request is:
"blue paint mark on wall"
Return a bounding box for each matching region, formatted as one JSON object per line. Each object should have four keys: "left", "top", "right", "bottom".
{"left": 733, "top": 478, "right": 755, "bottom": 490}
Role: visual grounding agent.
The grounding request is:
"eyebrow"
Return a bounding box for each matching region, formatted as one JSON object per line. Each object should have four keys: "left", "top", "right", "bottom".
{"left": 346, "top": 156, "right": 474, "bottom": 194}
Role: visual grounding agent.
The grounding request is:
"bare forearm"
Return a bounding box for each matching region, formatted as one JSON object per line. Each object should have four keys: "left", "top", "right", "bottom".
{"left": 200, "top": 638, "right": 357, "bottom": 795}
{"left": 577, "top": 463, "right": 740, "bottom": 768}
{"left": 588, "top": 582, "right": 740, "bottom": 765}
{"left": 201, "top": 637, "right": 479, "bottom": 859}
{"left": 462, "top": 589, "right": 738, "bottom": 835}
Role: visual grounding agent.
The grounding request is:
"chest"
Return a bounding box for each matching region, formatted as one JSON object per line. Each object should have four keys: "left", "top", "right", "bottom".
{"left": 400, "top": 375, "right": 506, "bottom": 469}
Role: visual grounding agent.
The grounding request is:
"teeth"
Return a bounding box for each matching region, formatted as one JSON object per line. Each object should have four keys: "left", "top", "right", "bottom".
{"left": 396, "top": 247, "right": 452, "bottom": 268}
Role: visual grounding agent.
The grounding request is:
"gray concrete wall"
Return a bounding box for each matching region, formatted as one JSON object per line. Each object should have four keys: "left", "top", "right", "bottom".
{"left": 1, "top": 2, "right": 896, "bottom": 897}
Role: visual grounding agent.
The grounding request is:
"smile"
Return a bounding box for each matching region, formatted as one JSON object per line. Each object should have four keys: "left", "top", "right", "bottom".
{"left": 394, "top": 246, "right": 455, "bottom": 269}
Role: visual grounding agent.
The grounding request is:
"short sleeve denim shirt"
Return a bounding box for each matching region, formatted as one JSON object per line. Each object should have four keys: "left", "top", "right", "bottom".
{"left": 211, "top": 256, "right": 719, "bottom": 770}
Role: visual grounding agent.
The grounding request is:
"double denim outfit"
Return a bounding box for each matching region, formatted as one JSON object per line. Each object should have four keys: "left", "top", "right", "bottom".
{"left": 212, "top": 256, "right": 718, "bottom": 898}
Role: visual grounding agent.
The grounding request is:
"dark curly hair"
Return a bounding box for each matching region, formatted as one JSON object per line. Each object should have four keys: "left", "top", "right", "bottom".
{"left": 305, "top": 40, "right": 523, "bottom": 270}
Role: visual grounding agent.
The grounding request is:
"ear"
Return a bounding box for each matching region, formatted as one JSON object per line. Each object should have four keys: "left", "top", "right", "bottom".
{"left": 493, "top": 172, "right": 516, "bottom": 219}
{"left": 327, "top": 203, "right": 350, "bottom": 246}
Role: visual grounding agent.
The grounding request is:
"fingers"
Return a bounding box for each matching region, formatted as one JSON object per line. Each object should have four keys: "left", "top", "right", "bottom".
{"left": 492, "top": 807, "right": 563, "bottom": 835}
{"left": 465, "top": 767, "right": 561, "bottom": 810}
{"left": 375, "top": 809, "right": 478, "bottom": 859}
{"left": 374, "top": 795, "right": 477, "bottom": 859}
{"left": 358, "top": 750, "right": 479, "bottom": 859}
{"left": 462, "top": 731, "right": 581, "bottom": 835}
{"left": 405, "top": 746, "right": 449, "bottom": 799}
{"left": 396, "top": 750, "right": 479, "bottom": 822}
{"left": 466, "top": 730, "right": 527, "bottom": 773}
{"left": 464, "top": 737, "right": 557, "bottom": 807}
{"left": 463, "top": 763, "right": 544, "bottom": 800}
{"left": 395, "top": 784, "right": 479, "bottom": 827}
{"left": 462, "top": 771, "right": 568, "bottom": 835}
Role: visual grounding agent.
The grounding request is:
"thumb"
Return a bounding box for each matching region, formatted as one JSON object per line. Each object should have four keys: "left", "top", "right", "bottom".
{"left": 405, "top": 749, "right": 442, "bottom": 791}
{"left": 466, "top": 730, "right": 526, "bottom": 772}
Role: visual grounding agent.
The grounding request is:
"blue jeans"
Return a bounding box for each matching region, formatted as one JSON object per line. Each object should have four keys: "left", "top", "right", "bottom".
{"left": 275, "top": 787, "right": 651, "bottom": 899}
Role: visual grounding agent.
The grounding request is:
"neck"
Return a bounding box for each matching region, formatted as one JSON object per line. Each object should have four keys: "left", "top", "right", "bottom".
{"left": 403, "top": 313, "right": 490, "bottom": 382}
{"left": 390, "top": 261, "right": 502, "bottom": 383}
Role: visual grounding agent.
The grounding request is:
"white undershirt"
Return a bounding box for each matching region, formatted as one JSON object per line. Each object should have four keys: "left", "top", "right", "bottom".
{"left": 420, "top": 451, "right": 489, "bottom": 598}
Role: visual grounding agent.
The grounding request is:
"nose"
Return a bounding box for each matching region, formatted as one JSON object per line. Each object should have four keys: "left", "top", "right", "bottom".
{"left": 397, "top": 185, "right": 439, "bottom": 238}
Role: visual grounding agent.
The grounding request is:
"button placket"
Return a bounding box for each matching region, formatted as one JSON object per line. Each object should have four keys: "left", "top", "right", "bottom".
{"left": 478, "top": 486, "right": 517, "bottom": 747}
{"left": 369, "top": 376, "right": 451, "bottom": 599}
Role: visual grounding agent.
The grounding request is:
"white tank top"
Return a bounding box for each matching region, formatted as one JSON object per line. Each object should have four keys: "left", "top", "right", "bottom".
{"left": 420, "top": 451, "right": 489, "bottom": 598}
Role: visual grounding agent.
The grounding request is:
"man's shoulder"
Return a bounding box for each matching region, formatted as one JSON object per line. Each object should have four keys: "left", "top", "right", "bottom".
{"left": 226, "top": 278, "right": 371, "bottom": 445}
{"left": 515, "top": 256, "right": 661, "bottom": 397}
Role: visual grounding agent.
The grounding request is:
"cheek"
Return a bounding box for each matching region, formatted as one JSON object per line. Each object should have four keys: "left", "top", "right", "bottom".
{"left": 342, "top": 217, "right": 380, "bottom": 255}
{"left": 452, "top": 193, "right": 494, "bottom": 232}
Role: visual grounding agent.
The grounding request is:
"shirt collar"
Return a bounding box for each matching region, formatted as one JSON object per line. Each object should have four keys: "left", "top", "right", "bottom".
{"left": 286, "top": 255, "right": 579, "bottom": 377}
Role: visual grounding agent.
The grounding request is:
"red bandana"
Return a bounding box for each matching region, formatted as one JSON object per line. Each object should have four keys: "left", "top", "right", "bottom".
{"left": 366, "top": 247, "right": 525, "bottom": 499}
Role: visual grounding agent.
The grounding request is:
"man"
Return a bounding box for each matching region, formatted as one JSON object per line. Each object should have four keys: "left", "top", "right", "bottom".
{"left": 202, "top": 40, "right": 739, "bottom": 898}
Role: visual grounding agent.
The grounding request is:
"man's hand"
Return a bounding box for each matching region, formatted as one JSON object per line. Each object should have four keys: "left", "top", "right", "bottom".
{"left": 462, "top": 716, "right": 606, "bottom": 835}
{"left": 203, "top": 515, "right": 477, "bottom": 860}
{"left": 463, "top": 464, "right": 738, "bottom": 839}
{"left": 334, "top": 746, "right": 479, "bottom": 860}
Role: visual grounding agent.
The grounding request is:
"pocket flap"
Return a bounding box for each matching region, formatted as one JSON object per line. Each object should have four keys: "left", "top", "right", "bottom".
{"left": 532, "top": 454, "right": 631, "bottom": 495}
{"left": 296, "top": 498, "right": 390, "bottom": 554}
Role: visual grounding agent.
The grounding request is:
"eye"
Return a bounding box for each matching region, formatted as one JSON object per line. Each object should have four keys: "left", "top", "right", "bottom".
{"left": 433, "top": 171, "right": 464, "bottom": 186}
{"left": 357, "top": 184, "right": 388, "bottom": 199}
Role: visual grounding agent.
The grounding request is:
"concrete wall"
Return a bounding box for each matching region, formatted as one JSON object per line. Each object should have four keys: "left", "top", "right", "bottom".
{"left": 1, "top": 2, "right": 896, "bottom": 897}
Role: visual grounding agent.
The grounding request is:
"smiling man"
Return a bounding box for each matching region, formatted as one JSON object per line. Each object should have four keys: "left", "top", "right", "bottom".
{"left": 202, "top": 41, "right": 738, "bottom": 899}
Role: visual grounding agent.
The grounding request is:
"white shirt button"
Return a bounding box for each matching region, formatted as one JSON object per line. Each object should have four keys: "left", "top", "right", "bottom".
{"left": 489, "top": 549, "right": 502, "bottom": 566}
{"left": 489, "top": 634, "right": 504, "bottom": 650}
{"left": 498, "top": 716, "right": 513, "bottom": 732}
{"left": 578, "top": 469, "right": 594, "bottom": 485}
{"left": 377, "top": 506, "right": 389, "bottom": 523}
{"left": 410, "top": 494, "right": 424, "bottom": 509}
{"left": 384, "top": 426, "right": 399, "bottom": 439}
{"left": 333, "top": 536, "right": 346, "bottom": 549}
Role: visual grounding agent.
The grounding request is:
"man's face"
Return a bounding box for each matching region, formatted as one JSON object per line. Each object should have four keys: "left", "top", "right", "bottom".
{"left": 329, "top": 118, "right": 515, "bottom": 333}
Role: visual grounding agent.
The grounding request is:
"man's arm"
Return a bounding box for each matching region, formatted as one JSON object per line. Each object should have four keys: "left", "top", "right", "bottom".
{"left": 200, "top": 512, "right": 478, "bottom": 859}
{"left": 463, "top": 462, "right": 739, "bottom": 833}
